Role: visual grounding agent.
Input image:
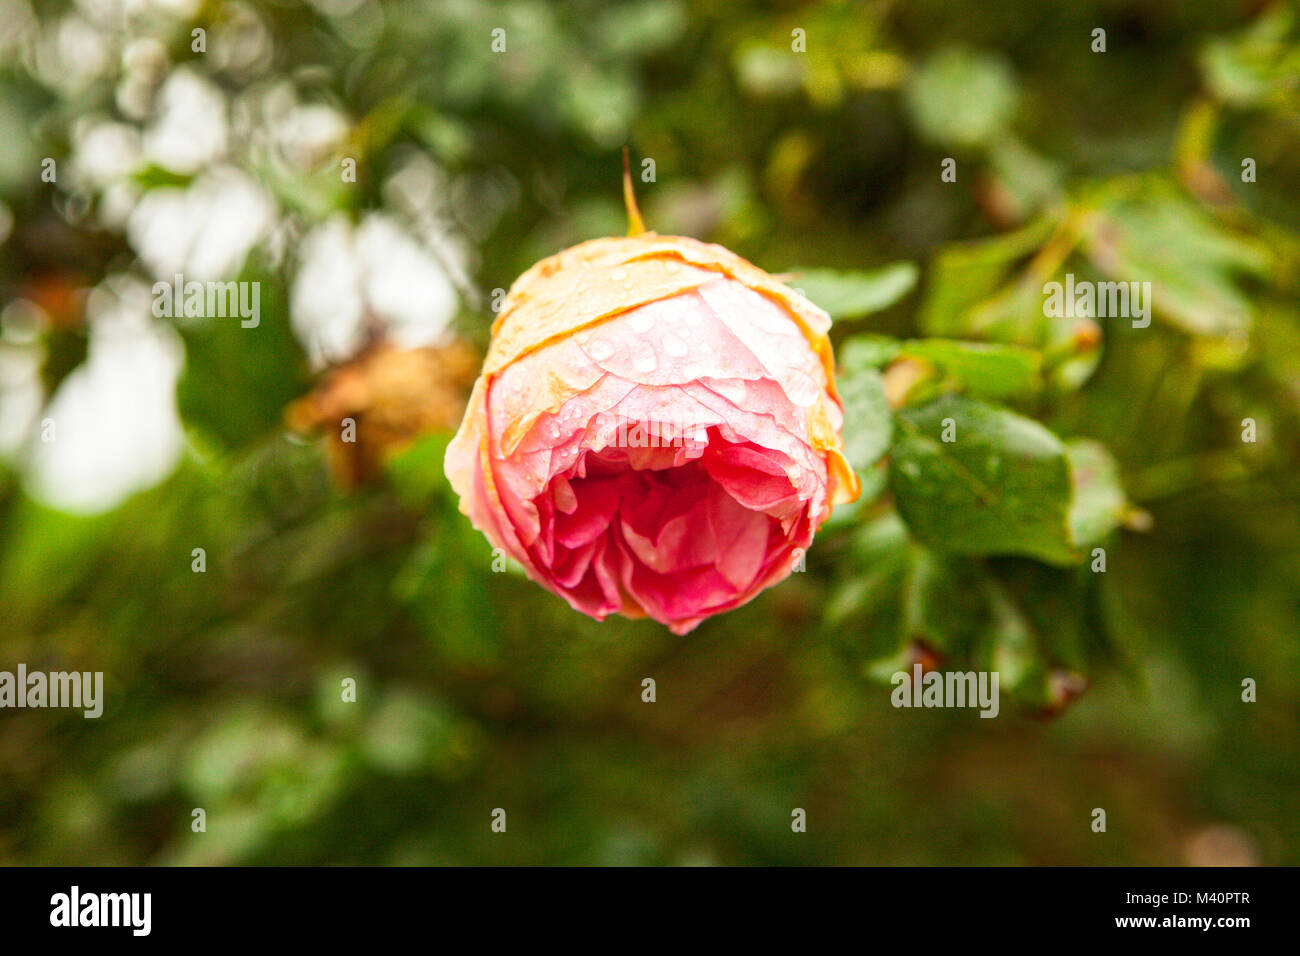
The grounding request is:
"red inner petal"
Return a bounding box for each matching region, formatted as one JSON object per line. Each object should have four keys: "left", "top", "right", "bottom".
{"left": 527, "top": 427, "right": 813, "bottom": 631}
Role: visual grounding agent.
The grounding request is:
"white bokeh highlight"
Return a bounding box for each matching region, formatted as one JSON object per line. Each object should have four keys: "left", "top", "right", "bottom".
{"left": 290, "top": 213, "right": 460, "bottom": 367}
{"left": 24, "top": 279, "right": 185, "bottom": 514}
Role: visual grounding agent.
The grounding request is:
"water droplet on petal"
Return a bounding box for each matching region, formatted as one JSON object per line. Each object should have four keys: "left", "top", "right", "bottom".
{"left": 709, "top": 379, "right": 749, "bottom": 406}
{"left": 662, "top": 333, "right": 688, "bottom": 358}
{"left": 629, "top": 309, "right": 654, "bottom": 334}
{"left": 786, "top": 371, "right": 821, "bottom": 407}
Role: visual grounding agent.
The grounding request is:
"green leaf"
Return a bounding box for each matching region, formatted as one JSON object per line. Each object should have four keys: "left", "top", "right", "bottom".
{"left": 792, "top": 262, "right": 918, "bottom": 320}
{"left": 1078, "top": 176, "right": 1271, "bottom": 338}
{"left": 904, "top": 46, "right": 1019, "bottom": 149}
{"left": 896, "top": 546, "right": 986, "bottom": 653}
{"left": 897, "top": 339, "right": 1043, "bottom": 401}
{"left": 835, "top": 334, "right": 898, "bottom": 475}
{"left": 1066, "top": 439, "right": 1127, "bottom": 549}
{"left": 987, "top": 136, "right": 1065, "bottom": 220}
{"left": 890, "top": 394, "right": 1077, "bottom": 564}
{"left": 1199, "top": 5, "right": 1300, "bottom": 109}
{"left": 825, "top": 511, "right": 909, "bottom": 623}
{"left": 835, "top": 362, "right": 893, "bottom": 473}
{"left": 860, "top": 544, "right": 986, "bottom": 681}
{"left": 919, "top": 216, "right": 1057, "bottom": 337}
{"left": 980, "top": 576, "right": 1043, "bottom": 694}
{"left": 837, "top": 334, "right": 901, "bottom": 370}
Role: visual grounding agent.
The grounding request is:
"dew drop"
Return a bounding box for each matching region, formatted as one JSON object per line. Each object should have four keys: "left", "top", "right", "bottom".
{"left": 629, "top": 310, "right": 655, "bottom": 333}
{"left": 786, "top": 371, "right": 821, "bottom": 407}
{"left": 632, "top": 348, "right": 658, "bottom": 374}
{"left": 709, "top": 378, "right": 749, "bottom": 406}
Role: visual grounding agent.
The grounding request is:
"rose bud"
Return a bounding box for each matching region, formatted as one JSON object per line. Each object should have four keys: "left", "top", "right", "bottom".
{"left": 446, "top": 179, "right": 858, "bottom": 634}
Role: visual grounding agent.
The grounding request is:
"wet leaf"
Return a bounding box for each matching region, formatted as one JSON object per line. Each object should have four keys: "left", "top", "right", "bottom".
{"left": 897, "top": 339, "right": 1043, "bottom": 401}
{"left": 835, "top": 358, "right": 893, "bottom": 473}
{"left": 793, "top": 262, "right": 918, "bottom": 320}
{"left": 890, "top": 394, "right": 1076, "bottom": 564}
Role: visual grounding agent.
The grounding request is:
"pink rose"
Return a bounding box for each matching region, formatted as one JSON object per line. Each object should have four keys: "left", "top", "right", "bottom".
{"left": 445, "top": 234, "right": 859, "bottom": 634}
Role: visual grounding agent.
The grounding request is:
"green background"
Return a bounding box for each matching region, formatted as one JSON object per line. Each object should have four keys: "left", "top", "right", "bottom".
{"left": 1, "top": 0, "right": 1297, "bottom": 865}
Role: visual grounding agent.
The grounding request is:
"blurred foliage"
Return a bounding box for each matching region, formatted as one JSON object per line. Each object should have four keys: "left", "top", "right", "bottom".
{"left": 0, "top": 0, "right": 1298, "bottom": 865}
